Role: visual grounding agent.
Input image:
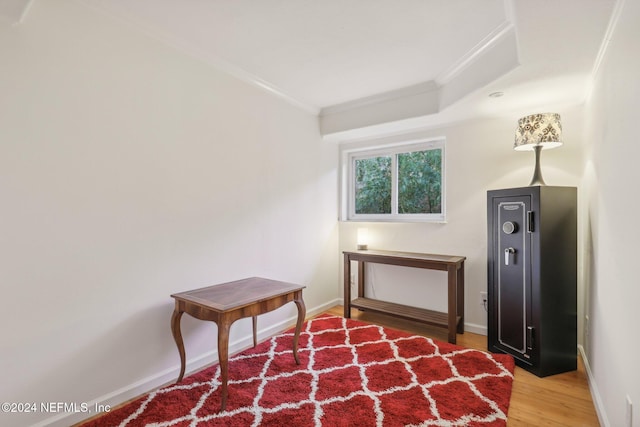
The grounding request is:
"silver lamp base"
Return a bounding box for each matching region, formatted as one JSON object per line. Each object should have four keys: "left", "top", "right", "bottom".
{"left": 529, "top": 145, "right": 546, "bottom": 186}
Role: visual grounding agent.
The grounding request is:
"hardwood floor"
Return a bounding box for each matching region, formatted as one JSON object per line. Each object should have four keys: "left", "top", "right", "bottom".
{"left": 327, "top": 306, "right": 600, "bottom": 427}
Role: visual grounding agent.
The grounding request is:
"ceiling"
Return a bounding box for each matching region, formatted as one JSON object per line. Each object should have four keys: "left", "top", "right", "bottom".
{"left": 3, "top": 0, "right": 619, "bottom": 137}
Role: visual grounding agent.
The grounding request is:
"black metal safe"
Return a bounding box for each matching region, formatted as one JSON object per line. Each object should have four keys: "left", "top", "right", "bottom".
{"left": 487, "top": 186, "right": 577, "bottom": 377}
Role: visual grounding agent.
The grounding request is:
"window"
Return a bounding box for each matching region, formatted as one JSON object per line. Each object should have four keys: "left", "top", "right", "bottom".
{"left": 342, "top": 139, "right": 445, "bottom": 222}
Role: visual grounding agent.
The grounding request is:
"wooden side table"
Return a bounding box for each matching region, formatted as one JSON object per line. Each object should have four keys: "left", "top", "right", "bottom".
{"left": 170, "top": 277, "right": 306, "bottom": 411}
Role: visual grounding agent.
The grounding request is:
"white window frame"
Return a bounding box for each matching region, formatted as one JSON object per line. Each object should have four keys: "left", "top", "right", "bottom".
{"left": 340, "top": 138, "right": 446, "bottom": 222}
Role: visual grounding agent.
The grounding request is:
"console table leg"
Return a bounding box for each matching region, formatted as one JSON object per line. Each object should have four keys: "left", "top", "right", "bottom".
{"left": 343, "top": 253, "right": 352, "bottom": 318}
{"left": 447, "top": 265, "right": 457, "bottom": 344}
{"left": 457, "top": 263, "right": 465, "bottom": 334}
{"left": 357, "top": 260, "right": 365, "bottom": 298}
{"left": 170, "top": 309, "right": 186, "bottom": 382}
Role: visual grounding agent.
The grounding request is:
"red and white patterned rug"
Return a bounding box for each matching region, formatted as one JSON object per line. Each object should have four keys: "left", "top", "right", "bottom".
{"left": 81, "top": 315, "right": 515, "bottom": 426}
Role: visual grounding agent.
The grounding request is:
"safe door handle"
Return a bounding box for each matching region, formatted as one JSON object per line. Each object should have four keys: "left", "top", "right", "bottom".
{"left": 504, "top": 247, "right": 515, "bottom": 265}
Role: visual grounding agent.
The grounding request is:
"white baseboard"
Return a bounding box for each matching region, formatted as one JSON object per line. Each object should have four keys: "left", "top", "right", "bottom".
{"left": 36, "top": 298, "right": 343, "bottom": 427}
{"left": 578, "top": 344, "right": 610, "bottom": 427}
{"left": 464, "top": 322, "right": 487, "bottom": 336}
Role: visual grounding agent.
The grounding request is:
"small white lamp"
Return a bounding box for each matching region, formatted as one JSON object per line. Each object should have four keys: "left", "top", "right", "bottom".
{"left": 357, "top": 228, "right": 369, "bottom": 250}
{"left": 514, "top": 113, "right": 563, "bottom": 186}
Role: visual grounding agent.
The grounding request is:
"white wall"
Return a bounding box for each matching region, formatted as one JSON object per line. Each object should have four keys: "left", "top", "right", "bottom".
{"left": 0, "top": 2, "right": 339, "bottom": 426}
{"left": 581, "top": 0, "right": 640, "bottom": 425}
{"left": 339, "top": 110, "right": 584, "bottom": 335}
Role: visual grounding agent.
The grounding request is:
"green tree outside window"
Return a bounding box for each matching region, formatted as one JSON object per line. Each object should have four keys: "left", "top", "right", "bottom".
{"left": 352, "top": 148, "right": 442, "bottom": 216}
{"left": 398, "top": 149, "right": 442, "bottom": 214}
{"left": 355, "top": 156, "right": 392, "bottom": 214}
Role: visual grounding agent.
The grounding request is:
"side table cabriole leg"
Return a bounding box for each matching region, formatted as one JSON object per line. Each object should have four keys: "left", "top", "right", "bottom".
{"left": 293, "top": 295, "right": 306, "bottom": 365}
{"left": 217, "top": 317, "right": 232, "bottom": 411}
{"left": 252, "top": 316, "right": 257, "bottom": 347}
{"left": 170, "top": 308, "right": 186, "bottom": 382}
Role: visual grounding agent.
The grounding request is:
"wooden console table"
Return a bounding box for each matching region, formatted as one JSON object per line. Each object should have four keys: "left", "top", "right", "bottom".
{"left": 343, "top": 250, "right": 465, "bottom": 344}
{"left": 171, "top": 277, "right": 306, "bottom": 411}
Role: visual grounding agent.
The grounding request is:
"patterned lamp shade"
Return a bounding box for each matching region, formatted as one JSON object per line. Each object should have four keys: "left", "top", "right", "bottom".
{"left": 514, "top": 113, "right": 563, "bottom": 151}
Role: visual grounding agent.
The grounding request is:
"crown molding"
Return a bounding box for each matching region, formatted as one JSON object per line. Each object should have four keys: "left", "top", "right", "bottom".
{"left": 76, "top": 0, "right": 320, "bottom": 115}
{"left": 591, "top": 0, "right": 626, "bottom": 80}
{"left": 435, "top": 20, "right": 515, "bottom": 86}
{"left": 320, "top": 81, "right": 438, "bottom": 117}
{"left": 320, "top": 20, "right": 519, "bottom": 139}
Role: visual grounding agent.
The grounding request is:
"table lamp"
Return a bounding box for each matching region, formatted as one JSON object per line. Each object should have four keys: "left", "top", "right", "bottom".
{"left": 357, "top": 228, "right": 369, "bottom": 250}
{"left": 514, "top": 113, "right": 563, "bottom": 186}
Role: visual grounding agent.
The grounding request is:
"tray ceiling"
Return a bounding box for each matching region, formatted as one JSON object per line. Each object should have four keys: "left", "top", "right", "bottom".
{"left": 3, "top": 0, "right": 619, "bottom": 137}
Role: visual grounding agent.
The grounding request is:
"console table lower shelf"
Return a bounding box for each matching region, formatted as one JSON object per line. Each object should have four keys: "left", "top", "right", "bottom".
{"left": 350, "top": 297, "right": 462, "bottom": 332}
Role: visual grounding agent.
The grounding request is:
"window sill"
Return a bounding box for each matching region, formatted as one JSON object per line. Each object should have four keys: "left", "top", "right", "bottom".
{"left": 341, "top": 218, "right": 448, "bottom": 224}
